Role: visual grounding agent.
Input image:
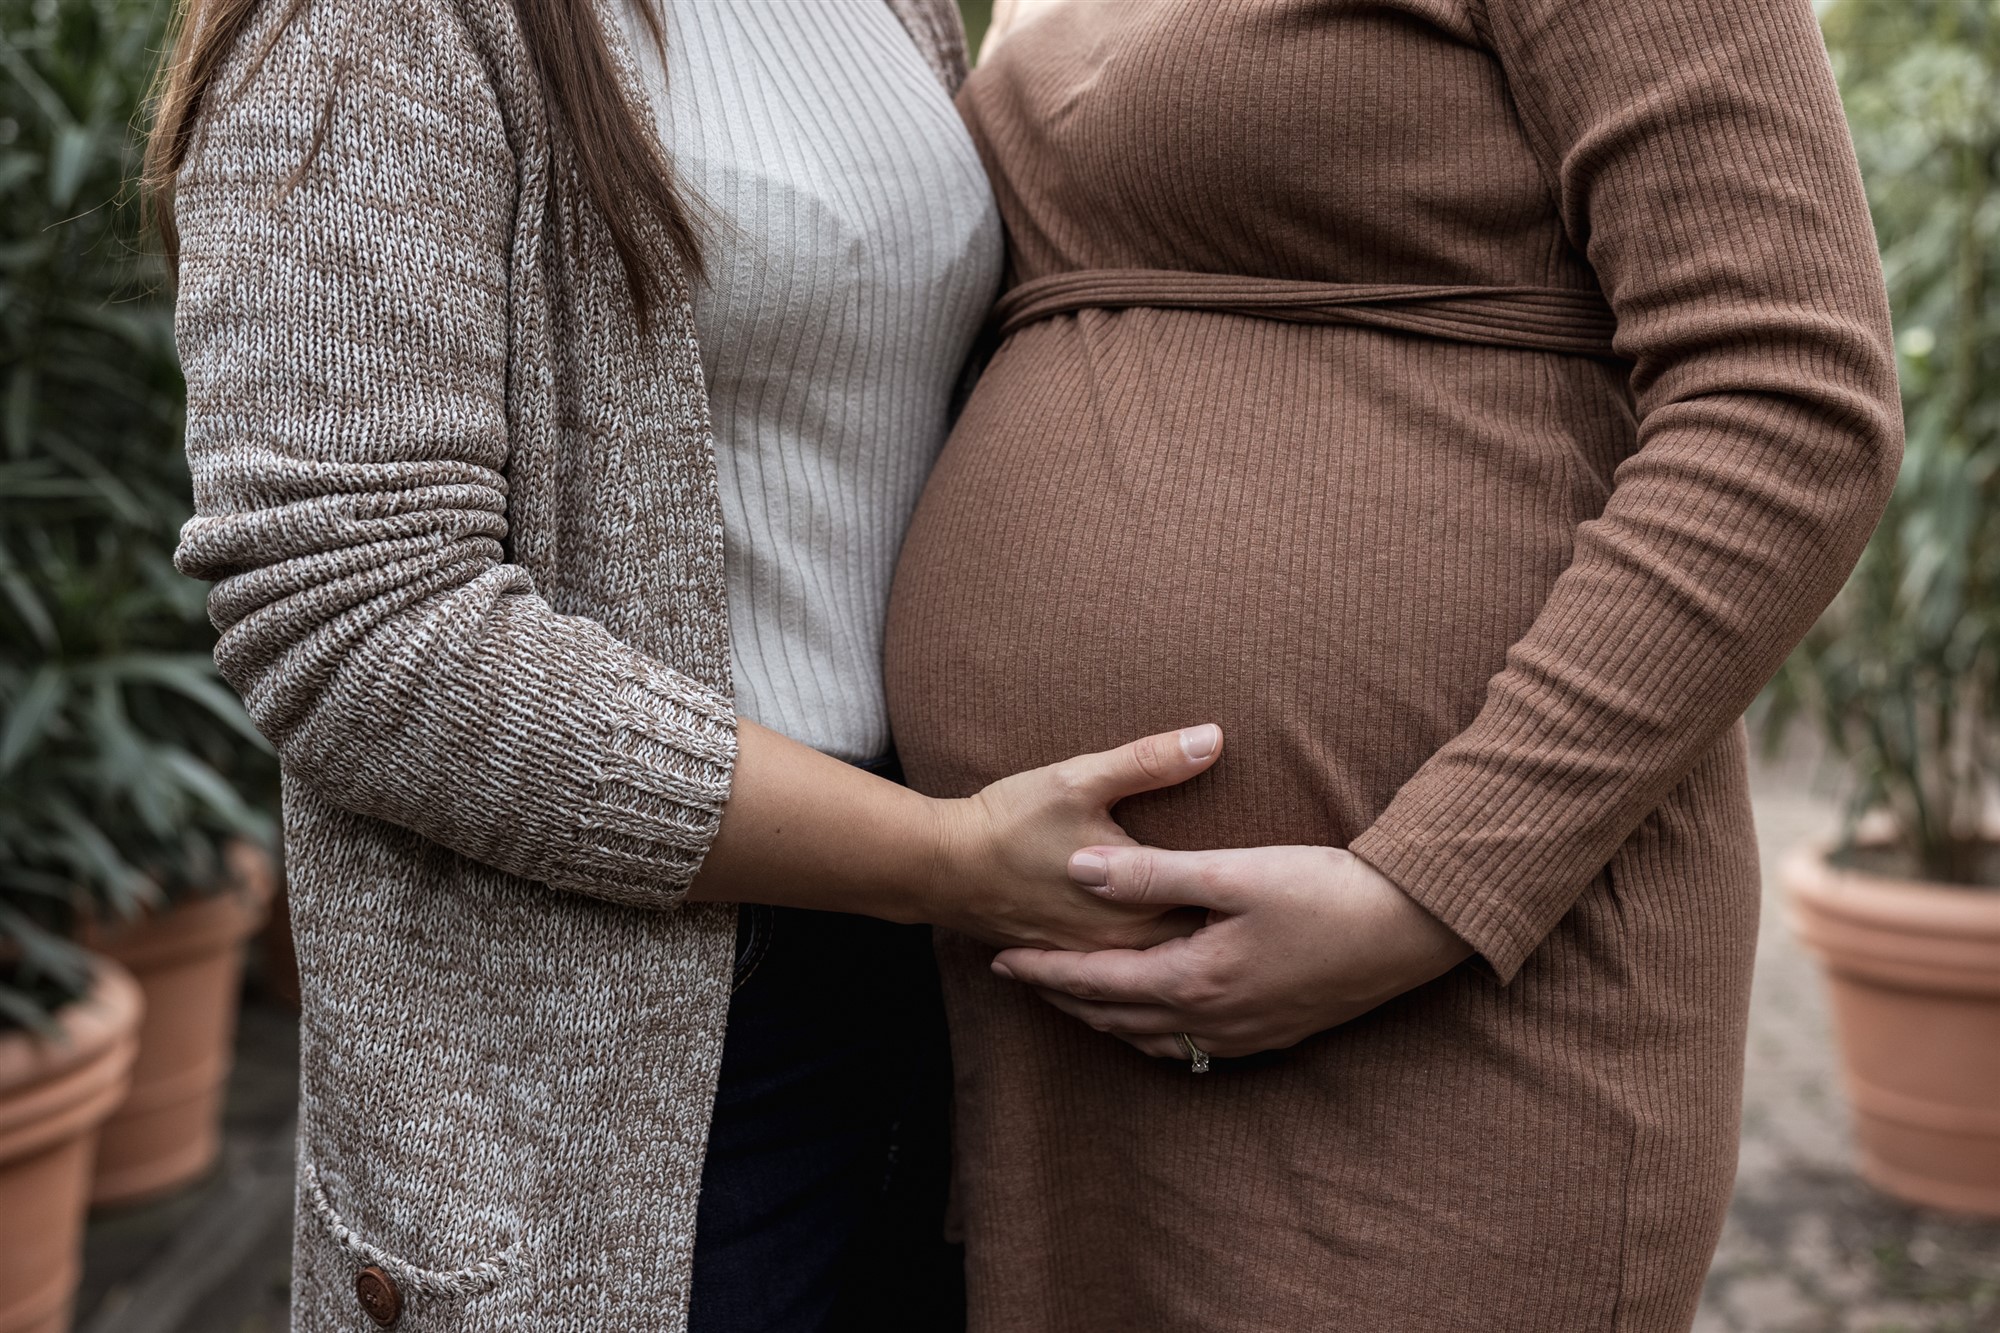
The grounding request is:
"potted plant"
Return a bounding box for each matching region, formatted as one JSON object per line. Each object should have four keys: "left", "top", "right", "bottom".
{"left": 0, "top": 0, "right": 279, "bottom": 1222}
{"left": 1765, "top": 0, "right": 2000, "bottom": 1219}
{"left": 0, "top": 945, "right": 143, "bottom": 1333}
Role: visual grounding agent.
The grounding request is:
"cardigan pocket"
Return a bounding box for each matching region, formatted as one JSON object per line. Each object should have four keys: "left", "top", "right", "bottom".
{"left": 299, "top": 1146, "right": 523, "bottom": 1309}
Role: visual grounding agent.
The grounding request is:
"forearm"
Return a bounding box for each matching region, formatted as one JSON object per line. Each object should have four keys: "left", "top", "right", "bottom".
{"left": 1351, "top": 0, "right": 1900, "bottom": 981}
{"left": 686, "top": 719, "right": 945, "bottom": 923}
{"left": 172, "top": 0, "right": 739, "bottom": 912}
{"left": 691, "top": 721, "right": 1229, "bottom": 951}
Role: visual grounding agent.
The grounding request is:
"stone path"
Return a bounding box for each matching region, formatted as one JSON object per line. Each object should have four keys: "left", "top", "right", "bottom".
{"left": 74, "top": 1001, "right": 296, "bottom": 1333}
{"left": 1697, "top": 764, "right": 2000, "bottom": 1333}
{"left": 72, "top": 759, "right": 2000, "bottom": 1332}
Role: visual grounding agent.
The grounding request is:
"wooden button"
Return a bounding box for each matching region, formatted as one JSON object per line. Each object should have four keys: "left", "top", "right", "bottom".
{"left": 355, "top": 1266, "right": 402, "bottom": 1327}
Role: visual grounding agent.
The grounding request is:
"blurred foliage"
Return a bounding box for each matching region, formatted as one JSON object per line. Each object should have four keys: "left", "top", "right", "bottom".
{"left": 958, "top": 0, "right": 992, "bottom": 60}
{"left": 0, "top": 0, "right": 275, "bottom": 1031}
{"left": 1766, "top": 1, "right": 2000, "bottom": 884}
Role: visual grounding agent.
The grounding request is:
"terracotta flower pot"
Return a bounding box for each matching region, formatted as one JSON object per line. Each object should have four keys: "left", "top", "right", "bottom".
{"left": 0, "top": 962, "right": 143, "bottom": 1333}
{"left": 82, "top": 841, "right": 273, "bottom": 1208}
{"left": 1784, "top": 842, "right": 2000, "bottom": 1218}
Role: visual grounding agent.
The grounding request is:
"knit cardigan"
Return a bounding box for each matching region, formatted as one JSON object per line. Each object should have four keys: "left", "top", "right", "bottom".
{"left": 170, "top": 0, "right": 966, "bottom": 1328}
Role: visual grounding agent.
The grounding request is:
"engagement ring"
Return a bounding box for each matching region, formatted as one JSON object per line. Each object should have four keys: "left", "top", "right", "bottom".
{"left": 1177, "top": 1032, "right": 1211, "bottom": 1074}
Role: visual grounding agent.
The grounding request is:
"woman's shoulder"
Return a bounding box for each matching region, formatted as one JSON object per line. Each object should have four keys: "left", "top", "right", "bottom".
{"left": 179, "top": 0, "right": 518, "bottom": 199}
{"left": 197, "top": 0, "right": 510, "bottom": 138}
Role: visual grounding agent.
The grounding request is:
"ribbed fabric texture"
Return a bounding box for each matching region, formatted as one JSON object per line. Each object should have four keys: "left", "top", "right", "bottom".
{"left": 168, "top": 0, "right": 971, "bottom": 1328}
{"left": 625, "top": 0, "right": 1000, "bottom": 761}
{"left": 881, "top": 0, "right": 1900, "bottom": 1329}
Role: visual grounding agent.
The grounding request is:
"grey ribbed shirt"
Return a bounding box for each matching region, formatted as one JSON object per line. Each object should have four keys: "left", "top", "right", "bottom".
{"left": 625, "top": 0, "right": 1001, "bottom": 761}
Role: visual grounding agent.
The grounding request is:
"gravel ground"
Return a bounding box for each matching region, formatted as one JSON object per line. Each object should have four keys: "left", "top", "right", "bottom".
{"left": 72, "top": 757, "right": 2000, "bottom": 1333}
{"left": 1696, "top": 763, "right": 2000, "bottom": 1333}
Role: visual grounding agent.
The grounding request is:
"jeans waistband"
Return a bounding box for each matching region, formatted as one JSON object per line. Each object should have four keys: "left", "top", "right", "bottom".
{"left": 853, "top": 751, "right": 904, "bottom": 785}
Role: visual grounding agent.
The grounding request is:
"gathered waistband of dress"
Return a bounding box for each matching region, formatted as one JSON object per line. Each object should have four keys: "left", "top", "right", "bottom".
{"left": 992, "top": 268, "right": 1623, "bottom": 359}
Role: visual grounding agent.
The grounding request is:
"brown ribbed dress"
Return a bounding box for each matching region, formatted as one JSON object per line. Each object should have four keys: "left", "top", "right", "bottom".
{"left": 881, "top": 1, "right": 1900, "bottom": 1329}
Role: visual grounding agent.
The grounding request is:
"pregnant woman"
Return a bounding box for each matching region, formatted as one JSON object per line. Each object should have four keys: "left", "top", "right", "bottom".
{"left": 149, "top": 0, "right": 1219, "bottom": 1329}
{"left": 885, "top": 0, "right": 1901, "bottom": 1328}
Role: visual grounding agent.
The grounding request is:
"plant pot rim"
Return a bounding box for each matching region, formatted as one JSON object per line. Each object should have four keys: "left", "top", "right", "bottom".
{"left": 0, "top": 961, "right": 143, "bottom": 1167}
{"left": 1784, "top": 840, "right": 2000, "bottom": 945}
{"left": 0, "top": 961, "right": 144, "bottom": 1092}
{"left": 77, "top": 840, "right": 276, "bottom": 967}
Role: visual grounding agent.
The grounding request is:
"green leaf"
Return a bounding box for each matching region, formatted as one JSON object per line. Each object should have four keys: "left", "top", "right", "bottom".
{"left": 0, "top": 551, "right": 55, "bottom": 650}
{"left": 0, "top": 151, "right": 39, "bottom": 196}
{"left": 3, "top": 363, "right": 35, "bottom": 461}
{"left": 0, "top": 34, "right": 75, "bottom": 131}
{"left": 45, "top": 121, "right": 93, "bottom": 211}
{"left": 0, "top": 662, "right": 65, "bottom": 773}
{"left": 99, "top": 654, "right": 269, "bottom": 751}
{"left": 155, "top": 745, "right": 271, "bottom": 838}
{"left": 43, "top": 795, "right": 153, "bottom": 911}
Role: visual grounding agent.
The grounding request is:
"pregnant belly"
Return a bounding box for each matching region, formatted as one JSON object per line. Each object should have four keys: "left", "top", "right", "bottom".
{"left": 883, "top": 312, "right": 1618, "bottom": 850}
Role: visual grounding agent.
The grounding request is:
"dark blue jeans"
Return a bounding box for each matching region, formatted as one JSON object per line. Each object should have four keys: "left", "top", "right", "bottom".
{"left": 687, "top": 772, "right": 963, "bottom": 1332}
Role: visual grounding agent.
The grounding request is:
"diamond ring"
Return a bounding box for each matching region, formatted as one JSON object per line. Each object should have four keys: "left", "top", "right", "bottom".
{"left": 1177, "top": 1032, "right": 1210, "bottom": 1074}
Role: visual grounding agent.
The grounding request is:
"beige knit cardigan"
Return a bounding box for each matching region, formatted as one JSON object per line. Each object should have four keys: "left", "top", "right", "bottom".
{"left": 170, "top": 0, "right": 966, "bottom": 1328}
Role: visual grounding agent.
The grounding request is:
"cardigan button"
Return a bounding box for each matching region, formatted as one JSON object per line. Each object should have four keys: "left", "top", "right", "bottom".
{"left": 355, "top": 1266, "right": 403, "bottom": 1327}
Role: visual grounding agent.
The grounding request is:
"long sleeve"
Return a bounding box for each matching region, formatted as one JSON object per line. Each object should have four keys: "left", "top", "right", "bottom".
{"left": 171, "top": 0, "right": 736, "bottom": 910}
{"left": 1347, "top": 0, "right": 1901, "bottom": 981}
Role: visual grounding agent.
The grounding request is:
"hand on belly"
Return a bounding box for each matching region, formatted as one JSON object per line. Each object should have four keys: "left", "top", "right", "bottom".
{"left": 989, "top": 843, "right": 1474, "bottom": 1060}
{"left": 929, "top": 724, "right": 1226, "bottom": 953}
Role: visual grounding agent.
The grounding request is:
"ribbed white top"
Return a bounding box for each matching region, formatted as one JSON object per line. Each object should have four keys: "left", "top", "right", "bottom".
{"left": 623, "top": 0, "right": 1001, "bottom": 761}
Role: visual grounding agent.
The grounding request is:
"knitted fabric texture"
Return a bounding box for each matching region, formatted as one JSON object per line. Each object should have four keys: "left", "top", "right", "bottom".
{"left": 170, "top": 0, "right": 964, "bottom": 1328}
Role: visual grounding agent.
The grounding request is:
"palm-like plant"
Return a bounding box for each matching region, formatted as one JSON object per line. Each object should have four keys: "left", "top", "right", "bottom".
{"left": 1766, "top": 0, "right": 2000, "bottom": 886}
{"left": 1, "top": 0, "right": 276, "bottom": 1031}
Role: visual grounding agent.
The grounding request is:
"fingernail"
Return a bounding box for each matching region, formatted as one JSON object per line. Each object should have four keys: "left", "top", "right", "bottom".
{"left": 991, "top": 959, "right": 1015, "bottom": 980}
{"left": 1179, "top": 724, "right": 1219, "bottom": 761}
{"left": 1070, "top": 850, "right": 1110, "bottom": 886}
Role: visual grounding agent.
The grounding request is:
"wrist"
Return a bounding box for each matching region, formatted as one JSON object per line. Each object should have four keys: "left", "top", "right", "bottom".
{"left": 1350, "top": 850, "right": 1475, "bottom": 979}
{"left": 844, "top": 787, "right": 975, "bottom": 929}
{"left": 906, "top": 793, "right": 979, "bottom": 932}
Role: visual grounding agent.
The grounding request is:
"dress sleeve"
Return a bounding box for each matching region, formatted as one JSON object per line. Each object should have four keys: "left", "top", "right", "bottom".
{"left": 171, "top": 0, "right": 736, "bottom": 911}
{"left": 1346, "top": 0, "right": 1901, "bottom": 981}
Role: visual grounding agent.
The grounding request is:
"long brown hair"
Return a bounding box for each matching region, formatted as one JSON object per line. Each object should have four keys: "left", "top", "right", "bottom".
{"left": 143, "top": 0, "right": 703, "bottom": 323}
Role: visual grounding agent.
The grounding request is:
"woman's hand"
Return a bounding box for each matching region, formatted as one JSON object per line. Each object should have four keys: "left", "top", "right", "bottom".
{"left": 925, "top": 726, "right": 1224, "bottom": 953}
{"left": 693, "top": 721, "right": 1218, "bottom": 949}
{"left": 990, "top": 844, "right": 1473, "bottom": 1059}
